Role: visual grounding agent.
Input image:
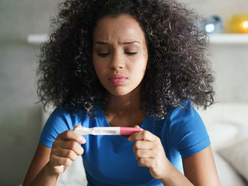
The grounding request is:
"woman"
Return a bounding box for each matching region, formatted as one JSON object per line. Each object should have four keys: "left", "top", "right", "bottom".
{"left": 23, "top": 0, "right": 220, "bottom": 185}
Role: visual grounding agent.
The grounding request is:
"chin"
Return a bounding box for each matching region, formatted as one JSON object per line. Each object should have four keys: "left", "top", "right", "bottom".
{"left": 107, "top": 86, "right": 141, "bottom": 98}
{"left": 108, "top": 90, "right": 131, "bottom": 97}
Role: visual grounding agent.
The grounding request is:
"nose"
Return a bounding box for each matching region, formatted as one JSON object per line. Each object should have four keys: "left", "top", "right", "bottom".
{"left": 109, "top": 51, "right": 124, "bottom": 70}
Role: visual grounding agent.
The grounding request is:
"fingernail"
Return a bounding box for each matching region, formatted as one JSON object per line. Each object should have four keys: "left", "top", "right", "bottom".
{"left": 81, "top": 137, "right": 86, "bottom": 144}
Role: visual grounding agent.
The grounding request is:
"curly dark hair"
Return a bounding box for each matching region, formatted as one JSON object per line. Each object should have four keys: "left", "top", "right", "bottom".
{"left": 37, "top": 0, "right": 214, "bottom": 119}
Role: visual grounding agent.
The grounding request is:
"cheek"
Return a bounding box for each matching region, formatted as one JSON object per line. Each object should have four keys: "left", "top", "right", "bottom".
{"left": 129, "top": 58, "right": 147, "bottom": 79}
{"left": 94, "top": 65, "right": 104, "bottom": 79}
{"left": 92, "top": 63, "right": 101, "bottom": 80}
{"left": 138, "top": 54, "right": 148, "bottom": 72}
{"left": 140, "top": 48, "right": 148, "bottom": 71}
{"left": 93, "top": 57, "right": 103, "bottom": 72}
{"left": 92, "top": 60, "right": 109, "bottom": 82}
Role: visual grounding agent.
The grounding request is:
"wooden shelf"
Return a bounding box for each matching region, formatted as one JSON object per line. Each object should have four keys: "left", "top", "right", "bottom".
{"left": 27, "top": 34, "right": 248, "bottom": 45}
{"left": 209, "top": 34, "right": 248, "bottom": 44}
{"left": 27, "top": 34, "right": 49, "bottom": 44}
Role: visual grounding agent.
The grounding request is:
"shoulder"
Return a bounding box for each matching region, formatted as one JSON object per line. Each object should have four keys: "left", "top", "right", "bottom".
{"left": 164, "top": 101, "right": 210, "bottom": 158}
{"left": 46, "top": 106, "right": 102, "bottom": 128}
{"left": 47, "top": 107, "right": 88, "bottom": 124}
{"left": 42, "top": 106, "right": 90, "bottom": 136}
{"left": 154, "top": 101, "right": 203, "bottom": 137}
{"left": 164, "top": 101, "right": 207, "bottom": 138}
{"left": 166, "top": 101, "right": 202, "bottom": 124}
{"left": 40, "top": 107, "right": 91, "bottom": 148}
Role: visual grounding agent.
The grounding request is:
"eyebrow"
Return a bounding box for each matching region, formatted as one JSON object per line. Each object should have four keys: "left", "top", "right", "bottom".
{"left": 94, "top": 41, "right": 141, "bottom": 46}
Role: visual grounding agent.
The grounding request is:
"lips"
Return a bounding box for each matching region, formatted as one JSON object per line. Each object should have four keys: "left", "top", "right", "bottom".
{"left": 109, "top": 74, "right": 127, "bottom": 85}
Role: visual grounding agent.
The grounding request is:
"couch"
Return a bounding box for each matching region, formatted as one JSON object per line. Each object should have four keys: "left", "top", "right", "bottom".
{"left": 41, "top": 102, "right": 248, "bottom": 186}
{"left": 197, "top": 102, "right": 248, "bottom": 186}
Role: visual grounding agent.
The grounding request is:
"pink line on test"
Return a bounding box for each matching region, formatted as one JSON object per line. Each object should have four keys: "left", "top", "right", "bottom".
{"left": 120, "top": 127, "right": 143, "bottom": 135}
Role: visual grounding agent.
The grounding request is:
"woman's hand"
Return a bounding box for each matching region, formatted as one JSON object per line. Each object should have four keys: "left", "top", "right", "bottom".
{"left": 128, "top": 127, "right": 170, "bottom": 181}
{"left": 48, "top": 124, "right": 86, "bottom": 176}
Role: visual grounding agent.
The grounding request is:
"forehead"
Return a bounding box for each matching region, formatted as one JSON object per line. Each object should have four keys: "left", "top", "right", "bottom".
{"left": 93, "top": 14, "right": 146, "bottom": 44}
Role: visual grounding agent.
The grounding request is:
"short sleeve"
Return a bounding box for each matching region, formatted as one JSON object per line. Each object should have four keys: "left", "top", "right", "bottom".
{"left": 168, "top": 102, "right": 211, "bottom": 159}
{"left": 39, "top": 107, "right": 77, "bottom": 148}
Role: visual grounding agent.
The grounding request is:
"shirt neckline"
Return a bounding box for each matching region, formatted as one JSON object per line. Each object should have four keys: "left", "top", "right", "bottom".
{"left": 94, "top": 108, "right": 150, "bottom": 143}
{"left": 96, "top": 107, "right": 148, "bottom": 129}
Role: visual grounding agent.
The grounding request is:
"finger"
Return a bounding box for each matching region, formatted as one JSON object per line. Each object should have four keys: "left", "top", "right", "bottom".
{"left": 135, "top": 149, "right": 156, "bottom": 159}
{"left": 50, "top": 154, "right": 73, "bottom": 167}
{"left": 62, "top": 141, "right": 84, "bottom": 155}
{"left": 53, "top": 139, "right": 84, "bottom": 155}
{"left": 138, "top": 157, "right": 154, "bottom": 168}
{"left": 74, "top": 124, "right": 83, "bottom": 129}
{"left": 54, "top": 148, "right": 80, "bottom": 161}
{"left": 133, "top": 140, "right": 154, "bottom": 151}
{"left": 59, "top": 129, "right": 86, "bottom": 144}
{"left": 52, "top": 148, "right": 77, "bottom": 161}
{"left": 74, "top": 124, "right": 87, "bottom": 143}
{"left": 128, "top": 130, "right": 157, "bottom": 142}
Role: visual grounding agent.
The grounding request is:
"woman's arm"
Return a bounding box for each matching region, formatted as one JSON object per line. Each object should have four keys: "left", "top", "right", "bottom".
{"left": 183, "top": 146, "right": 220, "bottom": 186}
{"left": 23, "top": 125, "right": 86, "bottom": 186}
{"left": 129, "top": 129, "right": 220, "bottom": 186}
{"left": 128, "top": 130, "right": 193, "bottom": 186}
{"left": 22, "top": 143, "right": 59, "bottom": 186}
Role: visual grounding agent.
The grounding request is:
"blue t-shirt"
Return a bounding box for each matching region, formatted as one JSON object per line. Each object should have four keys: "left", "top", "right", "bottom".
{"left": 40, "top": 101, "right": 210, "bottom": 186}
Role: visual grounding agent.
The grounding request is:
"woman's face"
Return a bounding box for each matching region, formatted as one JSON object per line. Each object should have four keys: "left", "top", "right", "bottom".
{"left": 92, "top": 14, "right": 148, "bottom": 97}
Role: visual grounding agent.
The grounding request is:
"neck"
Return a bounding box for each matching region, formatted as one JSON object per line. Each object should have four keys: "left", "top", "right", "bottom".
{"left": 107, "top": 88, "right": 141, "bottom": 113}
{"left": 104, "top": 87, "right": 145, "bottom": 127}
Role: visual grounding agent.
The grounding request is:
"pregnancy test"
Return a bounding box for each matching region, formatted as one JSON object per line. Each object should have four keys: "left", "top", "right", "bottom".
{"left": 74, "top": 127, "right": 143, "bottom": 135}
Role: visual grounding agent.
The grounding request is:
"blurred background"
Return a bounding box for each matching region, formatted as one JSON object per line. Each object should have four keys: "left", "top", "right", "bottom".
{"left": 0, "top": 0, "right": 248, "bottom": 185}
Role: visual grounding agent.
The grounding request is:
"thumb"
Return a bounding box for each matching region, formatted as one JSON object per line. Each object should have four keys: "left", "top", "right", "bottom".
{"left": 74, "top": 124, "right": 83, "bottom": 130}
{"left": 73, "top": 124, "right": 86, "bottom": 144}
{"left": 134, "top": 125, "right": 140, "bottom": 128}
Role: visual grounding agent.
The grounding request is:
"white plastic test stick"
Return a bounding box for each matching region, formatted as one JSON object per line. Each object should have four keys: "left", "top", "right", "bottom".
{"left": 74, "top": 127, "right": 143, "bottom": 135}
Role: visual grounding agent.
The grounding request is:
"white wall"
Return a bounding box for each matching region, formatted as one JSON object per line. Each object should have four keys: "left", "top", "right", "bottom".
{"left": 0, "top": 0, "right": 247, "bottom": 185}
{"left": 0, "top": 0, "right": 60, "bottom": 185}
{"left": 179, "top": 0, "right": 248, "bottom": 102}
{"left": 210, "top": 44, "right": 248, "bottom": 102}
{"left": 180, "top": 0, "right": 248, "bottom": 26}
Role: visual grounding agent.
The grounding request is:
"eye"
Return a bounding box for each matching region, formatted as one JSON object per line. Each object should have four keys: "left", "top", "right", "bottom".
{"left": 125, "top": 52, "right": 137, "bottom": 55}
{"left": 97, "top": 53, "right": 110, "bottom": 57}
